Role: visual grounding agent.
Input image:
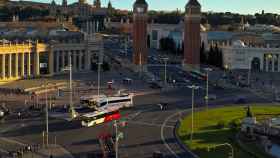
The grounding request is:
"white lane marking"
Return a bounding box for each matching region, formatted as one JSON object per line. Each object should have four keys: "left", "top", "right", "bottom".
{"left": 161, "top": 112, "right": 181, "bottom": 158}
{"left": 0, "top": 137, "right": 26, "bottom": 146}
{"left": 161, "top": 109, "right": 195, "bottom": 158}
{"left": 128, "top": 120, "right": 174, "bottom": 128}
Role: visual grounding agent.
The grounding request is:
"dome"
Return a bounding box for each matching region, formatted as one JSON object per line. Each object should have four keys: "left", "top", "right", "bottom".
{"left": 232, "top": 40, "right": 246, "bottom": 48}
{"left": 186, "top": 0, "right": 201, "bottom": 7}
{"left": 134, "top": 0, "right": 148, "bottom": 5}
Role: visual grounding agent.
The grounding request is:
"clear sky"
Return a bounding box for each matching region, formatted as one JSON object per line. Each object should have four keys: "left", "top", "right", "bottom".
{"left": 27, "top": 0, "right": 280, "bottom": 14}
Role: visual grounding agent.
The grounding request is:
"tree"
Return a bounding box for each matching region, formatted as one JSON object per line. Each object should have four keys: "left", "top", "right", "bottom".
{"left": 208, "top": 45, "right": 215, "bottom": 65}
{"left": 200, "top": 42, "right": 206, "bottom": 64}
{"left": 102, "top": 62, "right": 110, "bottom": 72}
{"left": 147, "top": 35, "right": 150, "bottom": 48}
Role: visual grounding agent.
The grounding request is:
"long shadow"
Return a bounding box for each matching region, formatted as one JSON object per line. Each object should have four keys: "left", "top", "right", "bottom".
{"left": 120, "top": 137, "right": 177, "bottom": 149}
{"left": 71, "top": 138, "right": 99, "bottom": 146}
{"left": 2, "top": 120, "right": 83, "bottom": 137}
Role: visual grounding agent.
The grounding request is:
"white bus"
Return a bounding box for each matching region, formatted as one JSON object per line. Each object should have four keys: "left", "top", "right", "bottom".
{"left": 81, "top": 108, "right": 121, "bottom": 127}
{"left": 80, "top": 93, "right": 133, "bottom": 109}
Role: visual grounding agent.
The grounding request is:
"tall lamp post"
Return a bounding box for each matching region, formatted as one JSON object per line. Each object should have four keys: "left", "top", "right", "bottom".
{"left": 162, "top": 58, "right": 169, "bottom": 85}
{"left": 44, "top": 82, "right": 49, "bottom": 148}
{"left": 247, "top": 57, "right": 253, "bottom": 86}
{"left": 187, "top": 85, "right": 199, "bottom": 143}
{"left": 62, "top": 55, "right": 76, "bottom": 119}
{"left": 204, "top": 68, "right": 212, "bottom": 111}
{"left": 97, "top": 62, "right": 103, "bottom": 99}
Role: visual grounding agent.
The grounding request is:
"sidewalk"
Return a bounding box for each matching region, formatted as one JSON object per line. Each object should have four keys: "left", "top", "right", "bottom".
{"left": 23, "top": 144, "right": 74, "bottom": 158}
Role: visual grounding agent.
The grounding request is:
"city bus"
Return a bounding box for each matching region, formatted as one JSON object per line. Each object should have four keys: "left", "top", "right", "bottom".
{"left": 81, "top": 109, "right": 121, "bottom": 127}
{"left": 80, "top": 93, "right": 133, "bottom": 109}
{"left": 190, "top": 70, "right": 207, "bottom": 81}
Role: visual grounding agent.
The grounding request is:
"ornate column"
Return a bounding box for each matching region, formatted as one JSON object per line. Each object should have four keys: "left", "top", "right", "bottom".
{"left": 265, "top": 55, "right": 269, "bottom": 72}
{"left": 56, "top": 52, "right": 60, "bottom": 73}
{"left": 68, "top": 51, "right": 71, "bottom": 67}
{"left": 79, "top": 52, "right": 83, "bottom": 71}
{"left": 15, "top": 53, "right": 18, "bottom": 78}
{"left": 8, "top": 54, "right": 12, "bottom": 78}
{"left": 1, "top": 54, "right": 5, "bottom": 79}
{"left": 272, "top": 54, "right": 275, "bottom": 72}
{"left": 21, "top": 53, "right": 25, "bottom": 77}
{"left": 278, "top": 54, "right": 280, "bottom": 72}
{"left": 61, "top": 51, "right": 65, "bottom": 68}
{"left": 27, "top": 52, "right": 31, "bottom": 76}
{"left": 34, "top": 52, "right": 40, "bottom": 76}
{"left": 73, "top": 51, "right": 77, "bottom": 72}
{"left": 48, "top": 50, "right": 54, "bottom": 75}
{"left": 86, "top": 50, "right": 91, "bottom": 70}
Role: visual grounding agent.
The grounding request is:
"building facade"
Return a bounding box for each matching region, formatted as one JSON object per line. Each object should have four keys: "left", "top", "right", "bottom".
{"left": 132, "top": 0, "right": 148, "bottom": 69}
{"left": 0, "top": 34, "right": 103, "bottom": 82}
{"left": 222, "top": 40, "right": 280, "bottom": 72}
{"left": 184, "top": 0, "right": 201, "bottom": 70}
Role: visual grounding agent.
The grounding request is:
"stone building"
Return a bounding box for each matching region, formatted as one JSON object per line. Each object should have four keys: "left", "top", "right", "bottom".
{"left": 132, "top": 0, "right": 148, "bottom": 71}
{"left": 184, "top": 0, "right": 201, "bottom": 70}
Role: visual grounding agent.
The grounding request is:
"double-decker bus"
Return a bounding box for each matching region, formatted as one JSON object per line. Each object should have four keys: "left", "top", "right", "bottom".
{"left": 81, "top": 108, "right": 121, "bottom": 127}
{"left": 190, "top": 70, "right": 207, "bottom": 81}
{"left": 80, "top": 93, "right": 133, "bottom": 109}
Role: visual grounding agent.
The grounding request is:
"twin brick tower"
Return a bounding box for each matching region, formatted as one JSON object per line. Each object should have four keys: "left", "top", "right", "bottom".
{"left": 133, "top": 0, "right": 201, "bottom": 71}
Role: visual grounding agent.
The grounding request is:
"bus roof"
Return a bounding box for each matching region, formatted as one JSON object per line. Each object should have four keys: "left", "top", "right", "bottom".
{"left": 82, "top": 105, "right": 120, "bottom": 118}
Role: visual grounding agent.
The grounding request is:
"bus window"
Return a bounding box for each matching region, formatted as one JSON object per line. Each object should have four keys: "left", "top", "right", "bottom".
{"left": 100, "top": 102, "right": 108, "bottom": 107}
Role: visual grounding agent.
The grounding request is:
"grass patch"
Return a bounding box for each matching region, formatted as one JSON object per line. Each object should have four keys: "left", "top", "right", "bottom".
{"left": 178, "top": 105, "right": 280, "bottom": 158}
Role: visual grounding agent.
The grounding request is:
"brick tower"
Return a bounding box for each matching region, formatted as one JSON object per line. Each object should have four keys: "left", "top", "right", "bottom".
{"left": 184, "top": 0, "right": 201, "bottom": 70}
{"left": 133, "top": 0, "right": 148, "bottom": 71}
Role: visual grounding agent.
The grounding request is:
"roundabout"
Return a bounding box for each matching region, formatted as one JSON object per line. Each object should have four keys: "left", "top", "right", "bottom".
{"left": 178, "top": 105, "right": 280, "bottom": 158}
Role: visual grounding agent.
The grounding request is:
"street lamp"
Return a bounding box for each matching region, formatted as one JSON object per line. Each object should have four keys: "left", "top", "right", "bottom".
{"left": 97, "top": 62, "right": 103, "bottom": 99}
{"left": 43, "top": 82, "right": 55, "bottom": 148}
{"left": 204, "top": 68, "right": 212, "bottom": 111}
{"left": 114, "top": 120, "right": 125, "bottom": 158}
{"left": 62, "top": 55, "right": 76, "bottom": 119}
{"left": 208, "top": 143, "right": 234, "bottom": 158}
{"left": 162, "top": 58, "right": 169, "bottom": 85}
{"left": 187, "top": 85, "right": 199, "bottom": 143}
{"left": 247, "top": 57, "right": 252, "bottom": 86}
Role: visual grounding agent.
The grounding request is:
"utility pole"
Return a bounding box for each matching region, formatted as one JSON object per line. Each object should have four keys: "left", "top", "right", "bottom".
{"left": 97, "top": 62, "right": 102, "bottom": 100}
{"left": 187, "top": 85, "right": 199, "bottom": 143}
{"left": 115, "top": 120, "right": 118, "bottom": 158}
{"left": 162, "top": 58, "right": 169, "bottom": 85}
{"left": 247, "top": 58, "right": 252, "bottom": 86}
{"left": 204, "top": 68, "right": 212, "bottom": 111}
{"left": 44, "top": 82, "right": 49, "bottom": 147}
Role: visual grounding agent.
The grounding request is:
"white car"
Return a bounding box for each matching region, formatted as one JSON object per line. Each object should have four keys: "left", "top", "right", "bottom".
{"left": 207, "top": 94, "right": 217, "bottom": 100}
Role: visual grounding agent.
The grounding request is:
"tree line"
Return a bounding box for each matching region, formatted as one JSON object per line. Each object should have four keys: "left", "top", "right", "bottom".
{"left": 159, "top": 37, "right": 224, "bottom": 68}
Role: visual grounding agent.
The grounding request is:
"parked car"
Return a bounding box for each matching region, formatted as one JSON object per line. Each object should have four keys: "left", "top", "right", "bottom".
{"left": 153, "top": 151, "right": 164, "bottom": 158}
{"left": 157, "top": 103, "right": 168, "bottom": 110}
{"left": 149, "top": 82, "right": 162, "bottom": 89}
{"left": 235, "top": 96, "right": 247, "bottom": 104}
{"left": 208, "top": 94, "right": 217, "bottom": 100}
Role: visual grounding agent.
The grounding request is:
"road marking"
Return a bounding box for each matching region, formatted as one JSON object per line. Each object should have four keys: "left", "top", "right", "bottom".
{"left": 0, "top": 137, "right": 26, "bottom": 146}
{"left": 161, "top": 109, "right": 197, "bottom": 158}
{"left": 161, "top": 112, "right": 181, "bottom": 158}
{"left": 128, "top": 120, "right": 173, "bottom": 128}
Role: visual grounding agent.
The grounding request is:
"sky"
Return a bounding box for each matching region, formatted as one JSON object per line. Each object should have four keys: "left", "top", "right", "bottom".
{"left": 26, "top": 0, "right": 280, "bottom": 14}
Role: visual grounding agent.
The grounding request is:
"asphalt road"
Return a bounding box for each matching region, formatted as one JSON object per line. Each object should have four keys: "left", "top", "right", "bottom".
{"left": 0, "top": 83, "right": 271, "bottom": 158}
{"left": 0, "top": 35, "right": 275, "bottom": 157}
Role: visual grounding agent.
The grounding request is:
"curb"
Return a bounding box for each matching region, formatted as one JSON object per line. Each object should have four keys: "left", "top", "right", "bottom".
{"left": 173, "top": 120, "right": 200, "bottom": 158}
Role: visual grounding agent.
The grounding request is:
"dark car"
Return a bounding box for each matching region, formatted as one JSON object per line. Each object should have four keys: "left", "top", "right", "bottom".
{"left": 235, "top": 96, "right": 247, "bottom": 104}
{"left": 158, "top": 103, "right": 168, "bottom": 110}
{"left": 149, "top": 82, "right": 162, "bottom": 89}
{"left": 153, "top": 151, "right": 164, "bottom": 158}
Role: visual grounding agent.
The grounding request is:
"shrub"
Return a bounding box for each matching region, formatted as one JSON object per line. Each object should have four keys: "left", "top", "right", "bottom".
{"left": 229, "top": 119, "right": 241, "bottom": 131}
{"left": 217, "top": 120, "right": 226, "bottom": 129}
